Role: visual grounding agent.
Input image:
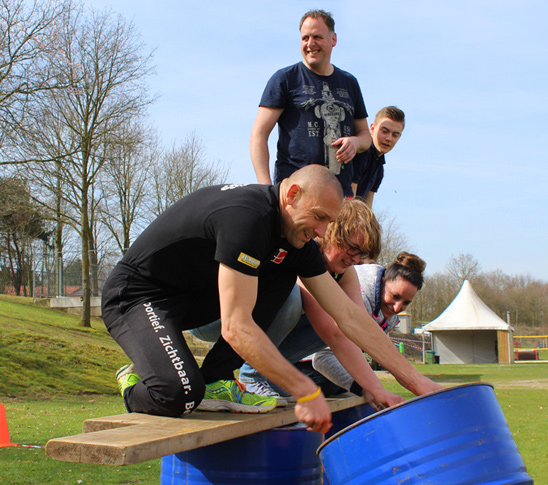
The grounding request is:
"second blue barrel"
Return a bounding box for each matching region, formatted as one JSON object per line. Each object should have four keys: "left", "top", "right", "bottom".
{"left": 318, "top": 383, "right": 533, "bottom": 485}
{"left": 325, "top": 402, "right": 375, "bottom": 440}
{"left": 161, "top": 423, "right": 322, "bottom": 484}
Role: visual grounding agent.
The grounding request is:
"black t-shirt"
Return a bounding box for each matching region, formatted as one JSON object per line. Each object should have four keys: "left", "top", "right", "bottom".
{"left": 351, "top": 144, "right": 385, "bottom": 198}
{"left": 118, "top": 183, "right": 326, "bottom": 298}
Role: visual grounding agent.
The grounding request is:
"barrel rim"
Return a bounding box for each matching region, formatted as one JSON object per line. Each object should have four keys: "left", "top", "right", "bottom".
{"left": 317, "top": 382, "right": 494, "bottom": 455}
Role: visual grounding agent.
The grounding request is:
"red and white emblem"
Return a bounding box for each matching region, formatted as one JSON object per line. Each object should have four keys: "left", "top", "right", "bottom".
{"left": 271, "top": 249, "right": 288, "bottom": 264}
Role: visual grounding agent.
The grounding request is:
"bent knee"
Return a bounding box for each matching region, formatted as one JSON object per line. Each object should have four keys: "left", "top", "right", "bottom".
{"left": 147, "top": 377, "right": 206, "bottom": 417}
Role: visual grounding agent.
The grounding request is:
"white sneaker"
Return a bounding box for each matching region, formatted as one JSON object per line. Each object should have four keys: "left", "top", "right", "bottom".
{"left": 245, "top": 381, "right": 288, "bottom": 407}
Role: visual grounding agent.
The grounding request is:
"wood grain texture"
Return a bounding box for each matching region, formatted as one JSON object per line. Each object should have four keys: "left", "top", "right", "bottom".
{"left": 45, "top": 395, "right": 367, "bottom": 465}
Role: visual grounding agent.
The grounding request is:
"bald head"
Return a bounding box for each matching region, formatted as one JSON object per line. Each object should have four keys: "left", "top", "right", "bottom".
{"left": 279, "top": 165, "right": 344, "bottom": 248}
{"left": 283, "top": 164, "right": 344, "bottom": 201}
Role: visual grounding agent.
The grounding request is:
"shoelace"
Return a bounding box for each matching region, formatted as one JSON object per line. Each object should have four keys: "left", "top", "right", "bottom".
{"left": 235, "top": 380, "right": 248, "bottom": 395}
{"left": 253, "top": 381, "right": 278, "bottom": 396}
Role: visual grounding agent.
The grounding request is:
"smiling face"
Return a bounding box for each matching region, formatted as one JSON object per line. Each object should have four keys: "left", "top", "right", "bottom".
{"left": 283, "top": 184, "right": 342, "bottom": 249}
{"left": 380, "top": 276, "right": 418, "bottom": 319}
{"left": 322, "top": 230, "right": 367, "bottom": 274}
{"left": 300, "top": 16, "right": 337, "bottom": 75}
{"left": 371, "top": 118, "right": 404, "bottom": 154}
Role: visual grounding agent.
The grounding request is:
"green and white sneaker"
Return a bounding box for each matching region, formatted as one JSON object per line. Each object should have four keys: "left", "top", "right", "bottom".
{"left": 116, "top": 364, "right": 141, "bottom": 397}
{"left": 197, "top": 379, "right": 277, "bottom": 413}
{"left": 245, "top": 380, "right": 288, "bottom": 407}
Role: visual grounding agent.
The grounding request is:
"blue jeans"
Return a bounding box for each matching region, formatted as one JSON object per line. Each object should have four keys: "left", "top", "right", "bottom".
{"left": 276, "top": 314, "right": 327, "bottom": 364}
{"left": 189, "top": 284, "right": 304, "bottom": 383}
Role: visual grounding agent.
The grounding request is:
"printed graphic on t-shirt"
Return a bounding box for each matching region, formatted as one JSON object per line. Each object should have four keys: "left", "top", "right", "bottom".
{"left": 301, "top": 83, "right": 354, "bottom": 175}
{"left": 221, "top": 184, "right": 248, "bottom": 191}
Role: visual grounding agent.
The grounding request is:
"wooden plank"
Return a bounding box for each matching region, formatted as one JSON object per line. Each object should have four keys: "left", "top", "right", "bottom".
{"left": 45, "top": 395, "right": 367, "bottom": 466}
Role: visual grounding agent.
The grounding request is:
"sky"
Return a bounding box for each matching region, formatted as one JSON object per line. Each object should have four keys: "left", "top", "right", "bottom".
{"left": 84, "top": 0, "right": 548, "bottom": 281}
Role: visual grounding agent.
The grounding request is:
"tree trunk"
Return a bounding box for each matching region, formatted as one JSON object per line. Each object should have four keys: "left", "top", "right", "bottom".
{"left": 79, "top": 186, "right": 92, "bottom": 328}
{"left": 89, "top": 237, "right": 99, "bottom": 296}
{"left": 55, "top": 161, "right": 64, "bottom": 297}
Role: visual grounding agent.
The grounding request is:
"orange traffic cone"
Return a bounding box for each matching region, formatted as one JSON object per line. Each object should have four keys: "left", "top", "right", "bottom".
{"left": 0, "top": 403, "right": 18, "bottom": 447}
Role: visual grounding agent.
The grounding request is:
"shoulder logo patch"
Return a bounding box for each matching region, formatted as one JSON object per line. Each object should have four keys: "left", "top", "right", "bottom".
{"left": 271, "top": 249, "right": 288, "bottom": 264}
{"left": 238, "top": 252, "right": 260, "bottom": 269}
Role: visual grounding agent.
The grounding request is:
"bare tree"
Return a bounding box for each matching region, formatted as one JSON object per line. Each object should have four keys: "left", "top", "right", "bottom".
{"left": 151, "top": 133, "right": 229, "bottom": 217}
{"left": 446, "top": 253, "right": 481, "bottom": 287}
{"left": 98, "top": 120, "right": 157, "bottom": 255}
{"left": 0, "top": 0, "right": 73, "bottom": 158}
{"left": 375, "top": 210, "right": 411, "bottom": 267}
{"left": 417, "top": 272, "right": 458, "bottom": 322}
{"left": 19, "top": 7, "right": 155, "bottom": 326}
{"left": 505, "top": 275, "right": 548, "bottom": 329}
{"left": 0, "top": 176, "right": 47, "bottom": 295}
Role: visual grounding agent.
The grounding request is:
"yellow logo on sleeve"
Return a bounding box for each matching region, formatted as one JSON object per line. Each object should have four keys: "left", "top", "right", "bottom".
{"left": 237, "top": 252, "right": 260, "bottom": 269}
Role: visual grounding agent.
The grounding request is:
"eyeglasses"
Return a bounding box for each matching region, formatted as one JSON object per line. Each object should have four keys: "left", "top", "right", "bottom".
{"left": 344, "top": 239, "right": 370, "bottom": 261}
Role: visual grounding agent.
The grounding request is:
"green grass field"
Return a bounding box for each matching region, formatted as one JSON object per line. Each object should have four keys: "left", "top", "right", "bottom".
{"left": 0, "top": 295, "right": 546, "bottom": 484}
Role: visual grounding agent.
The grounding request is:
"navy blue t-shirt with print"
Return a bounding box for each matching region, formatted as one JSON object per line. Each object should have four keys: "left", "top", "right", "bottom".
{"left": 260, "top": 62, "right": 368, "bottom": 196}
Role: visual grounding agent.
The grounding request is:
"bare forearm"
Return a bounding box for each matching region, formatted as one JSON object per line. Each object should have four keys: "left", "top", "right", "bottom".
{"left": 354, "top": 128, "right": 372, "bottom": 153}
{"left": 363, "top": 191, "right": 374, "bottom": 207}
{"left": 339, "top": 306, "right": 441, "bottom": 396}
{"left": 334, "top": 129, "right": 372, "bottom": 164}
{"left": 250, "top": 107, "right": 282, "bottom": 185}
{"left": 302, "top": 273, "right": 443, "bottom": 397}
{"left": 250, "top": 135, "right": 272, "bottom": 185}
{"left": 329, "top": 340, "right": 385, "bottom": 394}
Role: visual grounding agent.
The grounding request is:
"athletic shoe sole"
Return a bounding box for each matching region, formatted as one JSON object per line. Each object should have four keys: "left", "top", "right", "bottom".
{"left": 273, "top": 397, "right": 288, "bottom": 407}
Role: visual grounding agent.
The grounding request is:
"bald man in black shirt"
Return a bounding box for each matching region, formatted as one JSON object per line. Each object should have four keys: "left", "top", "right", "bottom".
{"left": 104, "top": 165, "right": 442, "bottom": 434}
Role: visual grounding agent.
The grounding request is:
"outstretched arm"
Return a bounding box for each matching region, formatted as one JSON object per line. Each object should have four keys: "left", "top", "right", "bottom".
{"left": 250, "top": 107, "right": 283, "bottom": 185}
{"left": 301, "top": 272, "right": 444, "bottom": 397}
{"left": 218, "top": 264, "right": 331, "bottom": 433}
{"left": 299, "top": 270, "right": 403, "bottom": 410}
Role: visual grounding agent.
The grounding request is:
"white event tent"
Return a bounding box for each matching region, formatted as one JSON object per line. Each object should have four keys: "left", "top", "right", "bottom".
{"left": 421, "top": 280, "right": 514, "bottom": 364}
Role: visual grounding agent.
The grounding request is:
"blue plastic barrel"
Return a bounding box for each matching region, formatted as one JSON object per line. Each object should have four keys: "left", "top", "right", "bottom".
{"left": 323, "top": 402, "right": 376, "bottom": 484}
{"left": 161, "top": 423, "right": 323, "bottom": 484}
{"left": 318, "top": 383, "right": 533, "bottom": 485}
{"left": 326, "top": 402, "right": 375, "bottom": 440}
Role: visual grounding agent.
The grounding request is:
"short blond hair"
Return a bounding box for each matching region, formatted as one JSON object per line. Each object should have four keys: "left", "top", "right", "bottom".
{"left": 316, "top": 197, "right": 381, "bottom": 260}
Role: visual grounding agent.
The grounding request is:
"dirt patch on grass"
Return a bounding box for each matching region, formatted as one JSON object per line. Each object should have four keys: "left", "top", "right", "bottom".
{"left": 375, "top": 371, "right": 548, "bottom": 390}
{"left": 495, "top": 379, "right": 548, "bottom": 390}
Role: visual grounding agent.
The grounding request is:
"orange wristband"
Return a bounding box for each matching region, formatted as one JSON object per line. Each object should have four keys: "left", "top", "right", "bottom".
{"left": 297, "top": 386, "right": 322, "bottom": 403}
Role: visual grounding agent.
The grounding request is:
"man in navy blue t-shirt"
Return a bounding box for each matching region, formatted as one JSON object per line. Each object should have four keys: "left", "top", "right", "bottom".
{"left": 250, "top": 9, "right": 372, "bottom": 196}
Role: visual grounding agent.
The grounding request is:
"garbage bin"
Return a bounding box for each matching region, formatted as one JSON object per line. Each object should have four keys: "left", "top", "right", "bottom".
{"left": 425, "top": 350, "right": 436, "bottom": 364}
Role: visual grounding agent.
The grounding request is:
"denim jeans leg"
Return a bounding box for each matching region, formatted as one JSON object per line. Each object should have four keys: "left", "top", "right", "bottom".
{"left": 267, "top": 314, "right": 327, "bottom": 396}
{"left": 188, "top": 319, "right": 222, "bottom": 342}
{"left": 239, "top": 283, "right": 303, "bottom": 383}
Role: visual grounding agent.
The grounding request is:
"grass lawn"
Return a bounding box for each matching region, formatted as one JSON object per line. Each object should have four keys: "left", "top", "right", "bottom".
{"left": 1, "top": 396, "right": 160, "bottom": 485}
{"left": 1, "top": 363, "right": 546, "bottom": 484}
{"left": 1, "top": 296, "right": 546, "bottom": 484}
